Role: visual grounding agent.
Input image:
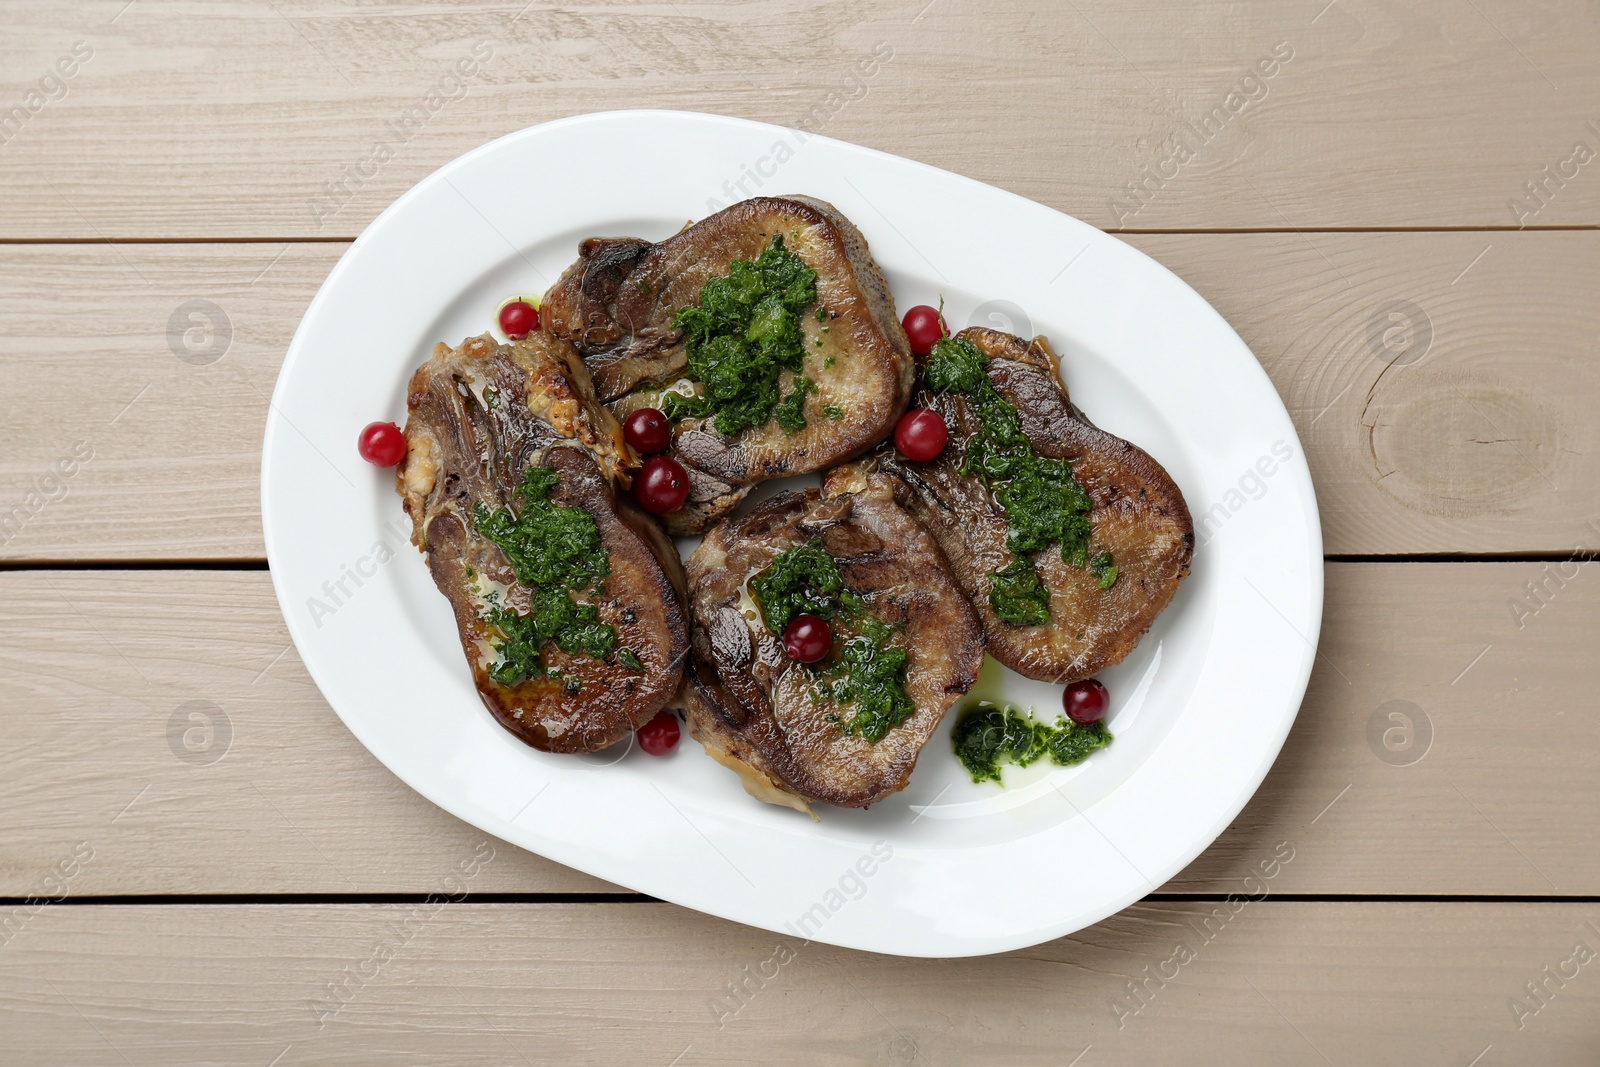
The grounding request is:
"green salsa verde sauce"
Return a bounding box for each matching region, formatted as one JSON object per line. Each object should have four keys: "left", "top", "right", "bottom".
{"left": 950, "top": 701, "right": 1113, "bottom": 784}
{"left": 749, "top": 541, "right": 916, "bottom": 744}
{"left": 660, "top": 235, "right": 821, "bottom": 436}
{"left": 922, "top": 335, "right": 1116, "bottom": 626}
{"left": 470, "top": 466, "right": 641, "bottom": 686}
{"left": 987, "top": 558, "right": 1050, "bottom": 627}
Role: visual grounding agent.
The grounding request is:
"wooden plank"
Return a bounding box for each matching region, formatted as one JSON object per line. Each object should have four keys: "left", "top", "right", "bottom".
{"left": 0, "top": 232, "right": 1594, "bottom": 561}
{"left": 1131, "top": 231, "right": 1600, "bottom": 558}
{"left": 3, "top": 901, "right": 1596, "bottom": 1063}
{"left": 0, "top": 1, "right": 1597, "bottom": 238}
{"left": 1168, "top": 559, "right": 1599, "bottom": 894}
{"left": 0, "top": 242, "right": 329, "bottom": 561}
{"left": 0, "top": 568, "right": 614, "bottom": 896}
{"left": 1, "top": 563, "right": 1593, "bottom": 897}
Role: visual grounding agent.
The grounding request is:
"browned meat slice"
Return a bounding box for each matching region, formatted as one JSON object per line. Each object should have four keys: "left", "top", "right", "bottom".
{"left": 543, "top": 196, "right": 914, "bottom": 535}
{"left": 681, "top": 469, "right": 984, "bottom": 812}
{"left": 395, "top": 332, "right": 688, "bottom": 753}
{"left": 868, "top": 327, "right": 1192, "bottom": 683}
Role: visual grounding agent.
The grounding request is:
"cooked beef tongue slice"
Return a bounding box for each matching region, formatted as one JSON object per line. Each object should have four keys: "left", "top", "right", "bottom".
{"left": 872, "top": 326, "right": 1193, "bottom": 684}
{"left": 543, "top": 195, "right": 914, "bottom": 535}
{"left": 682, "top": 468, "right": 983, "bottom": 812}
{"left": 395, "top": 332, "right": 688, "bottom": 753}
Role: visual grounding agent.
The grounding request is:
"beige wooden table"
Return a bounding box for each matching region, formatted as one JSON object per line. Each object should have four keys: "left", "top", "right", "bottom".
{"left": 3, "top": 1, "right": 1597, "bottom": 1062}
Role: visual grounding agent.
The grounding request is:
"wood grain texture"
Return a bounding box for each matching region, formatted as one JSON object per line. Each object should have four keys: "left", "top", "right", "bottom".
{"left": 0, "top": 1, "right": 1596, "bottom": 238}
{"left": 3, "top": 901, "right": 1597, "bottom": 1063}
{"left": 0, "top": 567, "right": 614, "bottom": 896}
{"left": 1, "top": 2, "right": 1591, "bottom": 1062}
{"left": 0, "top": 242, "right": 328, "bottom": 561}
{"left": 1136, "top": 231, "right": 1600, "bottom": 557}
{"left": 0, "top": 233, "right": 1594, "bottom": 561}
{"left": 1, "top": 564, "right": 1593, "bottom": 897}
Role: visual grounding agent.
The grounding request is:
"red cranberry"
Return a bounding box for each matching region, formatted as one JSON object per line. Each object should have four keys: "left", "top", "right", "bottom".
{"left": 782, "top": 614, "right": 832, "bottom": 663}
{"left": 901, "top": 304, "right": 947, "bottom": 357}
{"left": 633, "top": 455, "right": 689, "bottom": 514}
{"left": 893, "top": 409, "right": 949, "bottom": 461}
{"left": 624, "top": 407, "right": 671, "bottom": 455}
{"left": 357, "top": 422, "right": 407, "bottom": 467}
{"left": 499, "top": 300, "right": 538, "bottom": 339}
{"left": 1064, "top": 679, "right": 1109, "bottom": 725}
{"left": 638, "top": 711, "right": 680, "bottom": 755}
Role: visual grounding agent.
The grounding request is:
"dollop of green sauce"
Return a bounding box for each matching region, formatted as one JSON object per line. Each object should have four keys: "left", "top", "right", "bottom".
{"left": 824, "top": 615, "right": 915, "bottom": 744}
{"left": 748, "top": 541, "right": 863, "bottom": 632}
{"left": 750, "top": 541, "right": 914, "bottom": 744}
{"left": 923, "top": 335, "right": 1115, "bottom": 626}
{"left": 950, "top": 701, "right": 1113, "bottom": 784}
{"left": 988, "top": 558, "right": 1050, "bottom": 627}
{"left": 471, "top": 466, "right": 619, "bottom": 686}
{"left": 662, "top": 235, "right": 819, "bottom": 436}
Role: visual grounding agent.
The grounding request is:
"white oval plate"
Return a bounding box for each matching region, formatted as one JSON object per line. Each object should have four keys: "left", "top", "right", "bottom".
{"left": 262, "top": 110, "right": 1321, "bottom": 958}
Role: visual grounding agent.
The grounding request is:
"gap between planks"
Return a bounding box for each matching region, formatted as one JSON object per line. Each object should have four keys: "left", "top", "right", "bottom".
{"left": 0, "top": 226, "right": 1594, "bottom": 246}
{"left": 6, "top": 893, "right": 1600, "bottom": 907}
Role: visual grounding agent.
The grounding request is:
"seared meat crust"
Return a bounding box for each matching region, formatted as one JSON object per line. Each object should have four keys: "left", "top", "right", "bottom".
{"left": 682, "top": 469, "right": 984, "bottom": 811}
{"left": 396, "top": 332, "right": 688, "bottom": 752}
{"left": 543, "top": 196, "right": 914, "bottom": 534}
{"left": 870, "top": 328, "right": 1193, "bottom": 683}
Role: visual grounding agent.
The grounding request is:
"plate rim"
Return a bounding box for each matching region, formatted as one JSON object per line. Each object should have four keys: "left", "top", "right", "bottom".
{"left": 262, "top": 108, "right": 1323, "bottom": 957}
